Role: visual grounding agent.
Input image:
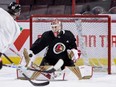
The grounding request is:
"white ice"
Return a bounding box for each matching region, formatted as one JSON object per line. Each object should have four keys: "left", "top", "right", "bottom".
{"left": 0, "top": 67, "right": 116, "bottom": 87}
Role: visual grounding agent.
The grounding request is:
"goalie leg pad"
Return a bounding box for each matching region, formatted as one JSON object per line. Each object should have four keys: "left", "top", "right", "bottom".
{"left": 68, "top": 66, "right": 82, "bottom": 80}
{"left": 68, "top": 65, "right": 93, "bottom": 80}
{"left": 23, "top": 48, "right": 36, "bottom": 67}
{"left": 23, "top": 48, "right": 30, "bottom": 67}
{"left": 78, "top": 65, "right": 93, "bottom": 79}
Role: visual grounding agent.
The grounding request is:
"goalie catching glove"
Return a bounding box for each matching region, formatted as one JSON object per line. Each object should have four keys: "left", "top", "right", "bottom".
{"left": 67, "top": 49, "right": 81, "bottom": 62}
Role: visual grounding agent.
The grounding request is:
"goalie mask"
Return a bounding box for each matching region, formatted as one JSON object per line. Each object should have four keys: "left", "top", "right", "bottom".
{"left": 51, "top": 19, "right": 62, "bottom": 37}
{"left": 8, "top": 2, "right": 21, "bottom": 16}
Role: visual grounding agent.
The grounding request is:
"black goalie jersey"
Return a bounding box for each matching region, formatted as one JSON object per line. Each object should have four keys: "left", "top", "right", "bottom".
{"left": 30, "top": 30, "right": 77, "bottom": 68}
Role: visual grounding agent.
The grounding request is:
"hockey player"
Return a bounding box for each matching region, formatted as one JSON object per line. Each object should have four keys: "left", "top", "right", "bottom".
{"left": 0, "top": 2, "right": 21, "bottom": 69}
{"left": 26, "top": 19, "right": 80, "bottom": 70}
{"left": 21, "top": 19, "right": 87, "bottom": 80}
{"left": 22, "top": 19, "right": 93, "bottom": 80}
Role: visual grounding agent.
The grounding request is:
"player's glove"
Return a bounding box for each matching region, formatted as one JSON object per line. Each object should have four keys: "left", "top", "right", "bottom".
{"left": 67, "top": 49, "right": 81, "bottom": 62}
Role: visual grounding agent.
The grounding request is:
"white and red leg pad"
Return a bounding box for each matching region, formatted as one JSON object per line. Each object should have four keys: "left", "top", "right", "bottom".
{"left": 78, "top": 65, "right": 93, "bottom": 79}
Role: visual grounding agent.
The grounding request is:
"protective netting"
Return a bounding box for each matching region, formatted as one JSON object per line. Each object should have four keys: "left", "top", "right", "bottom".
{"left": 30, "top": 15, "right": 113, "bottom": 74}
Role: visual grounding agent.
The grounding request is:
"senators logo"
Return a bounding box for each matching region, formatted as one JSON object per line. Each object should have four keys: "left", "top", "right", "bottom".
{"left": 53, "top": 42, "right": 66, "bottom": 54}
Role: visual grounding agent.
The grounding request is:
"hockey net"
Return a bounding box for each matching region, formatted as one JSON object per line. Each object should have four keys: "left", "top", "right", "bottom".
{"left": 30, "top": 15, "right": 113, "bottom": 74}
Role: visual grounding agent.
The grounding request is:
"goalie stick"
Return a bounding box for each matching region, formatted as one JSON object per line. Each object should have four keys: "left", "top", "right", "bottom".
{"left": 8, "top": 48, "right": 66, "bottom": 79}
{"left": 3, "top": 63, "right": 65, "bottom": 80}
{"left": 28, "top": 59, "right": 64, "bottom": 73}
{"left": 2, "top": 53, "right": 50, "bottom": 86}
{"left": 3, "top": 53, "right": 64, "bottom": 83}
{"left": 3, "top": 59, "right": 64, "bottom": 73}
{"left": 9, "top": 48, "right": 65, "bottom": 79}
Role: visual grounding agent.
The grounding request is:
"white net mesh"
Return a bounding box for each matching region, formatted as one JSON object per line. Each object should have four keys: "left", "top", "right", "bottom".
{"left": 30, "top": 15, "right": 112, "bottom": 74}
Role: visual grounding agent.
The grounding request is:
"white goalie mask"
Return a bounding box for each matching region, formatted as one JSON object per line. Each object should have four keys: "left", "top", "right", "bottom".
{"left": 51, "top": 19, "right": 62, "bottom": 37}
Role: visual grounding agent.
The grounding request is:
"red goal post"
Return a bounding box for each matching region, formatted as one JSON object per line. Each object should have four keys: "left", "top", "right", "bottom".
{"left": 30, "top": 15, "right": 111, "bottom": 74}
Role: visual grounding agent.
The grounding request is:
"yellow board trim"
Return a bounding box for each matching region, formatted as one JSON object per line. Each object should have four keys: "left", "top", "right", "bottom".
{"left": 1, "top": 56, "right": 116, "bottom": 66}
{"left": 1, "top": 56, "right": 21, "bottom": 65}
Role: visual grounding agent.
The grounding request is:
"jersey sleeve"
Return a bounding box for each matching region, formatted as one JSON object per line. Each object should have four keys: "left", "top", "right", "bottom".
{"left": 0, "top": 8, "right": 20, "bottom": 53}
{"left": 66, "top": 31, "right": 77, "bottom": 49}
{"left": 30, "top": 31, "right": 49, "bottom": 54}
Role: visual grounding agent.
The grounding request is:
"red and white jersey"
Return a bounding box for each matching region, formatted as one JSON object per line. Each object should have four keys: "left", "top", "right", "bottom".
{"left": 0, "top": 8, "right": 21, "bottom": 53}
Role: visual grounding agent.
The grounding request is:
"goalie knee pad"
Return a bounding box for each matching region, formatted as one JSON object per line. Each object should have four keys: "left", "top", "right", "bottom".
{"left": 0, "top": 58, "right": 3, "bottom": 69}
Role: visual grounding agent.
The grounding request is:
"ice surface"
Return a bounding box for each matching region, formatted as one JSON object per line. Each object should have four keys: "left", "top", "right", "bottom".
{"left": 0, "top": 67, "right": 116, "bottom": 87}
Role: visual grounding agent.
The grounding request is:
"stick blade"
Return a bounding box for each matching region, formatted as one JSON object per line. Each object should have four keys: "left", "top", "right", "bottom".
{"left": 22, "top": 73, "right": 50, "bottom": 86}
